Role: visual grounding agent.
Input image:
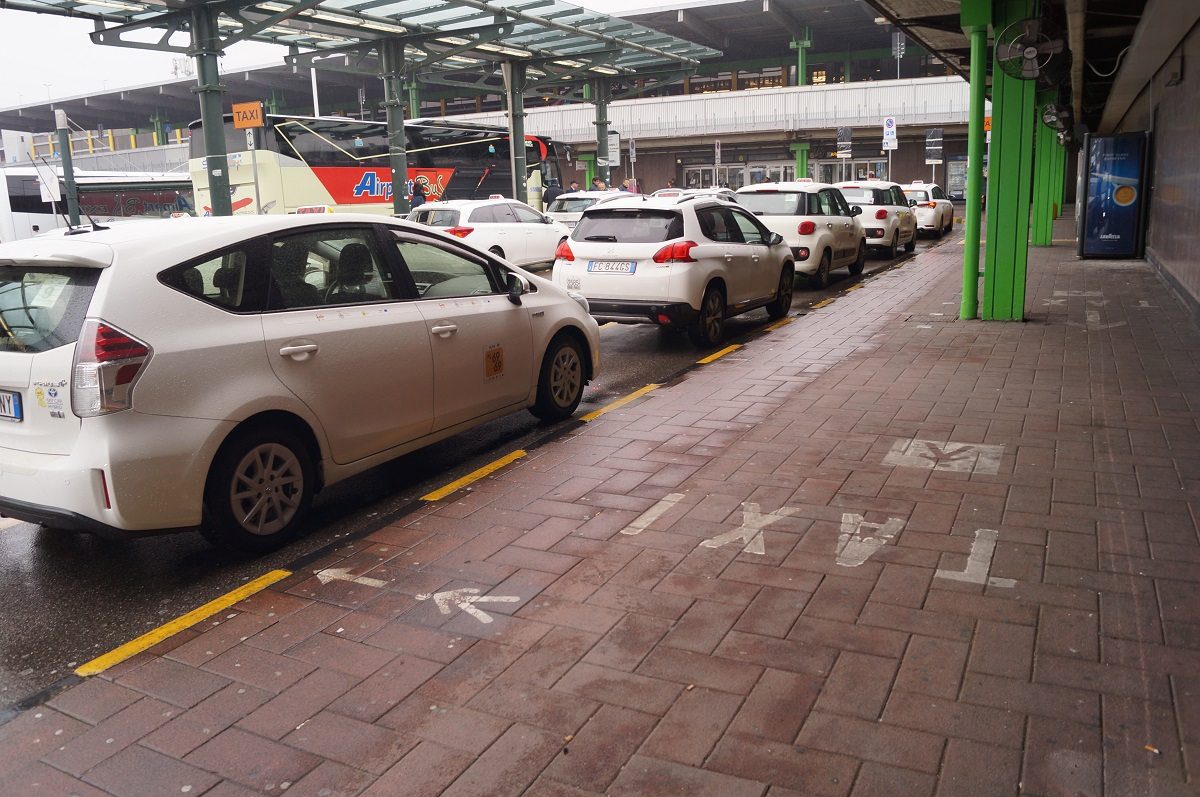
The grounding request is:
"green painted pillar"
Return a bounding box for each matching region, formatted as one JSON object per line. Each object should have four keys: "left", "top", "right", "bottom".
{"left": 580, "top": 154, "right": 595, "bottom": 186}
{"left": 790, "top": 142, "right": 810, "bottom": 180}
{"left": 407, "top": 82, "right": 421, "bottom": 120}
{"left": 592, "top": 78, "right": 612, "bottom": 185}
{"left": 379, "top": 39, "right": 411, "bottom": 215}
{"left": 1031, "top": 90, "right": 1059, "bottom": 246}
{"left": 982, "top": 0, "right": 1037, "bottom": 321}
{"left": 959, "top": 0, "right": 990, "bottom": 321}
{"left": 502, "top": 61, "right": 528, "bottom": 204}
{"left": 1055, "top": 141, "right": 1067, "bottom": 217}
{"left": 190, "top": 4, "right": 231, "bottom": 216}
{"left": 789, "top": 29, "right": 811, "bottom": 86}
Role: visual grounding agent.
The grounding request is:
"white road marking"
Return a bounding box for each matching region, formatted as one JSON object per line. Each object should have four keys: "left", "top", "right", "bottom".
{"left": 1136, "top": 300, "right": 1155, "bottom": 308}
{"left": 1067, "top": 310, "right": 1126, "bottom": 331}
{"left": 699, "top": 503, "right": 797, "bottom": 556}
{"left": 934, "top": 528, "right": 1016, "bottom": 588}
{"left": 1053, "top": 290, "right": 1104, "bottom": 297}
{"left": 314, "top": 567, "right": 388, "bottom": 588}
{"left": 619, "top": 493, "right": 685, "bottom": 535}
{"left": 882, "top": 438, "right": 1004, "bottom": 475}
{"left": 836, "top": 513, "right": 905, "bottom": 567}
{"left": 415, "top": 588, "right": 520, "bottom": 624}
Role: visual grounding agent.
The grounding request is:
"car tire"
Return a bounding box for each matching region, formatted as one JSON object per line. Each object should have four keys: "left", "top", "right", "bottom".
{"left": 201, "top": 425, "right": 314, "bottom": 554}
{"left": 766, "top": 263, "right": 795, "bottom": 320}
{"left": 688, "top": 284, "right": 727, "bottom": 348}
{"left": 849, "top": 242, "right": 866, "bottom": 276}
{"left": 489, "top": 246, "right": 505, "bottom": 259}
{"left": 886, "top": 231, "right": 899, "bottom": 260}
{"left": 810, "top": 250, "right": 833, "bottom": 289}
{"left": 944, "top": 216, "right": 954, "bottom": 235}
{"left": 904, "top": 232, "right": 916, "bottom": 253}
{"left": 530, "top": 333, "right": 586, "bottom": 421}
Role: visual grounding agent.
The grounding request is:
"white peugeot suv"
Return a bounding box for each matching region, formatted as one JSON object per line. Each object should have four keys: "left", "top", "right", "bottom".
{"left": 0, "top": 215, "right": 599, "bottom": 551}
{"left": 735, "top": 182, "right": 866, "bottom": 289}
{"left": 836, "top": 180, "right": 918, "bottom": 258}
{"left": 552, "top": 196, "right": 794, "bottom": 347}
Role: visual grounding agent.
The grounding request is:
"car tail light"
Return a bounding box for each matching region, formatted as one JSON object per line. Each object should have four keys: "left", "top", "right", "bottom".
{"left": 925, "top": 201, "right": 938, "bottom": 209}
{"left": 445, "top": 226, "right": 474, "bottom": 238}
{"left": 798, "top": 220, "right": 816, "bottom": 235}
{"left": 72, "top": 319, "right": 151, "bottom": 418}
{"left": 657, "top": 313, "right": 671, "bottom": 325}
{"left": 555, "top": 239, "right": 575, "bottom": 261}
{"left": 796, "top": 247, "right": 810, "bottom": 261}
{"left": 652, "top": 240, "right": 698, "bottom": 264}
{"left": 875, "top": 209, "right": 889, "bottom": 220}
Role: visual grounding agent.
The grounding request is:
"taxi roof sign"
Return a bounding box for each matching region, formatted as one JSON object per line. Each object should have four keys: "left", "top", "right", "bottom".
{"left": 295, "top": 205, "right": 334, "bottom": 214}
{"left": 232, "top": 101, "right": 264, "bottom": 129}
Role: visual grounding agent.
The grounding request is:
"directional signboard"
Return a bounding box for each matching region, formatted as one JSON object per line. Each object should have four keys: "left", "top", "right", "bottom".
{"left": 925, "top": 128, "right": 944, "bottom": 164}
{"left": 837, "top": 127, "right": 852, "bottom": 159}
{"left": 882, "top": 116, "right": 897, "bottom": 151}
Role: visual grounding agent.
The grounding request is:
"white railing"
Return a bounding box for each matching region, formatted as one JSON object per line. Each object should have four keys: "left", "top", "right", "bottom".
{"left": 451, "top": 77, "right": 973, "bottom": 144}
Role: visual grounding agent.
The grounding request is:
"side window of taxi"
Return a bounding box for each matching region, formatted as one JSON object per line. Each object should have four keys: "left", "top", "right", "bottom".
{"left": 160, "top": 245, "right": 267, "bottom": 313}
{"left": 391, "top": 233, "right": 500, "bottom": 299}
{"left": 266, "top": 228, "right": 395, "bottom": 310}
{"left": 730, "top": 210, "right": 768, "bottom": 244}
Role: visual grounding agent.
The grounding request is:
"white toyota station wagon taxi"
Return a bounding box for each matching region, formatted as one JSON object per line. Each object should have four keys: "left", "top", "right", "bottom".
{"left": 0, "top": 215, "right": 599, "bottom": 551}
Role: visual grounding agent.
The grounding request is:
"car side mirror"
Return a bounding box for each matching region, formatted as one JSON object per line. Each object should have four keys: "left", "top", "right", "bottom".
{"left": 909, "top": 199, "right": 918, "bottom": 207}
{"left": 851, "top": 206, "right": 862, "bottom": 216}
{"left": 768, "top": 232, "right": 784, "bottom": 246}
{"left": 506, "top": 272, "right": 526, "bottom": 305}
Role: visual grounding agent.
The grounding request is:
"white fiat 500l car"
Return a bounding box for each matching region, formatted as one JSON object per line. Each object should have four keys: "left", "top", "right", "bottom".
{"left": 407, "top": 198, "right": 570, "bottom": 269}
{"left": 735, "top": 182, "right": 866, "bottom": 289}
{"left": 552, "top": 197, "right": 794, "bottom": 347}
{"left": 544, "top": 191, "right": 624, "bottom": 230}
{"left": 901, "top": 181, "right": 955, "bottom": 237}
{"left": 836, "top": 180, "right": 918, "bottom": 258}
{"left": 0, "top": 215, "right": 599, "bottom": 551}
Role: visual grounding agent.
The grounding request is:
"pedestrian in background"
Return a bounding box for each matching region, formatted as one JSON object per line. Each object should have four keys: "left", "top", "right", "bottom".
{"left": 569, "top": 180, "right": 580, "bottom": 192}
{"left": 620, "top": 179, "right": 632, "bottom": 192}
{"left": 591, "top": 177, "right": 606, "bottom": 190}
{"left": 410, "top": 179, "right": 427, "bottom": 208}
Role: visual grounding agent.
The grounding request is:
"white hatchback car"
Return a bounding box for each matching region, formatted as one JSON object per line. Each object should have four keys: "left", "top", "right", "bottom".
{"left": 552, "top": 196, "right": 794, "bottom": 347}
{"left": 735, "top": 182, "right": 866, "bottom": 289}
{"left": 408, "top": 198, "right": 570, "bottom": 270}
{"left": 901, "top": 181, "right": 955, "bottom": 237}
{"left": 544, "top": 191, "right": 625, "bottom": 230}
{"left": 836, "top": 180, "right": 918, "bottom": 258}
{"left": 0, "top": 215, "right": 599, "bottom": 551}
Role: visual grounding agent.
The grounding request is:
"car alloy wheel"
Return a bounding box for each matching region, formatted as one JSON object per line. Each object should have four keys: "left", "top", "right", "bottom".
{"left": 229, "top": 443, "right": 304, "bottom": 536}
{"left": 531, "top": 334, "right": 586, "bottom": 421}
{"left": 811, "top": 251, "right": 832, "bottom": 289}
{"left": 550, "top": 345, "right": 582, "bottom": 409}
{"left": 689, "top": 285, "right": 726, "bottom": 347}
{"left": 849, "top": 242, "right": 866, "bottom": 276}
{"left": 888, "top": 231, "right": 899, "bottom": 259}
{"left": 766, "top": 264, "right": 794, "bottom": 320}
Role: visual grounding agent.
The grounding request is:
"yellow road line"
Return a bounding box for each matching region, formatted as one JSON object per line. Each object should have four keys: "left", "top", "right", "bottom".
{"left": 810, "top": 299, "right": 833, "bottom": 309}
{"left": 422, "top": 449, "right": 527, "bottom": 501}
{"left": 846, "top": 283, "right": 864, "bottom": 291}
{"left": 696, "top": 344, "right": 742, "bottom": 364}
{"left": 765, "top": 317, "right": 794, "bottom": 331}
{"left": 76, "top": 569, "right": 291, "bottom": 677}
{"left": 580, "top": 383, "right": 660, "bottom": 423}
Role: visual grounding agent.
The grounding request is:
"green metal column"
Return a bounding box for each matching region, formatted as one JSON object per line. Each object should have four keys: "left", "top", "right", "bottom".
{"left": 1055, "top": 140, "right": 1066, "bottom": 217}
{"left": 789, "top": 28, "right": 811, "bottom": 86}
{"left": 959, "top": 0, "right": 990, "bottom": 320}
{"left": 190, "top": 4, "right": 231, "bottom": 216}
{"left": 982, "top": 0, "right": 1037, "bottom": 321}
{"left": 407, "top": 82, "right": 421, "bottom": 119}
{"left": 790, "top": 142, "right": 810, "bottom": 180}
{"left": 1030, "top": 90, "right": 1059, "bottom": 246}
{"left": 592, "top": 78, "right": 611, "bottom": 185}
{"left": 380, "top": 39, "right": 410, "bottom": 215}
{"left": 502, "top": 61, "right": 528, "bottom": 204}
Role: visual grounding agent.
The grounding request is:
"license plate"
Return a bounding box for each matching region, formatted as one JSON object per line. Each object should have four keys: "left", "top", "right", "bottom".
{"left": 0, "top": 390, "right": 22, "bottom": 422}
{"left": 587, "top": 261, "right": 636, "bottom": 274}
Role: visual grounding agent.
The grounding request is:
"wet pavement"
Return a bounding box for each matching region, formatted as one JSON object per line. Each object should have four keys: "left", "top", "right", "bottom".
{"left": 2, "top": 213, "right": 1196, "bottom": 796}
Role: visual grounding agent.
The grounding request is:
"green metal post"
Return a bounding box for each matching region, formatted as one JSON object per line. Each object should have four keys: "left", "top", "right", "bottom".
{"left": 789, "top": 29, "right": 811, "bottom": 86}
{"left": 55, "top": 109, "right": 81, "bottom": 226}
{"left": 790, "top": 142, "right": 810, "bottom": 180}
{"left": 592, "top": 78, "right": 611, "bottom": 186}
{"left": 1030, "top": 90, "right": 1058, "bottom": 246}
{"left": 191, "top": 4, "right": 231, "bottom": 216}
{"left": 502, "top": 61, "right": 528, "bottom": 204}
{"left": 959, "top": 0, "right": 990, "bottom": 320}
{"left": 407, "top": 82, "right": 421, "bottom": 119}
{"left": 1055, "top": 140, "right": 1066, "bottom": 217}
{"left": 380, "top": 39, "right": 410, "bottom": 215}
{"left": 982, "top": 0, "right": 1036, "bottom": 321}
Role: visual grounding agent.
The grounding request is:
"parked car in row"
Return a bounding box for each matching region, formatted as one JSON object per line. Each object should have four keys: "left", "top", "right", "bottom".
{"left": 734, "top": 182, "right": 866, "bottom": 289}
{"left": 544, "top": 190, "right": 626, "bottom": 230}
{"left": 651, "top": 187, "right": 739, "bottom": 203}
{"left": 0, "top": 215, "right": 598, "bottom": 551}
{"left": 552, "top": 196, "right": 794, "bottom": 347}
{"left": 407, "top": 197, "right": 570, "bottom": 269}
{"left": 901, "top": 181, "right": 955, "bottom": 237}
{"left": 836, "top": 180, "right": 918, "bottom": 258}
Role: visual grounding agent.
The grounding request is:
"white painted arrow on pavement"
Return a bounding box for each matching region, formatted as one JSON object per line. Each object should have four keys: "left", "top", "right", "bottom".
{"left": 415, "top": 588, "right": 520, "bottom": 624}
{"left": 699, "top": 503, "right": 797, "bottom": 556}
{"left": 836, "top": 513, "right": 905, "bottom": 567}
{"left": 620, "top": 493, "right": 685, "bottom": 535}
{"left": 934, "top": 528, "right": 1016, "bottom": 588}
{"left": 314, "top": 567, "right": 388, "bottom": 588}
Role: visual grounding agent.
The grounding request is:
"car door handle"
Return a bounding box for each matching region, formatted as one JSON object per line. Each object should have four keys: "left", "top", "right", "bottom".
{"left": 430, "top": 323, "right": 458, "bottom": 337}
{"left": 725, "top": 253, "right": 734, "bottom": 261}
{"left": 751, "top": 254, "right": 761, "bottom": 262}
{"left": 279, "top": 343, "right": 318, "bottom": 357}
{"left": 826, "top": 223, "right": 834, "bottom": 229}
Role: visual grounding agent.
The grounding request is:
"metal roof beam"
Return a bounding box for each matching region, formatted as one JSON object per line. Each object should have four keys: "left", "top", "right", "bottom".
{"left": 762, "top": 0, "right": 808, "bottom": 41}
{"left": 676, "top": 9, "right": 728, "bottom": 50}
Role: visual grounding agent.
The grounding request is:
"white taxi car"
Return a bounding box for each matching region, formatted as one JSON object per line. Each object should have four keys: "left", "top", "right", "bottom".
{"left": 0, "top": 215, "right": 599, "bottom": 551}
{"left": 552, "top": 196, "right": 794, "bottom": 347}
{"left": 901, "top": 181, "right": 955, "bottom": 237}
{"left": 544, "top": 190, "right": 624, "bottom": 230}
{"left": 408, "top": 197, "right": 570, "bottom": 270}
{"left": 735, "top": 182, "right": 866, "bottom": 289}
{"left": 836, "top": 180, "right": 918, "bottom": 258}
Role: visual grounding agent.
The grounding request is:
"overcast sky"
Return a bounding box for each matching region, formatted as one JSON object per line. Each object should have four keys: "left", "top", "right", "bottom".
{"left": 0, "top": 0, "right": 689, "bottom": 108}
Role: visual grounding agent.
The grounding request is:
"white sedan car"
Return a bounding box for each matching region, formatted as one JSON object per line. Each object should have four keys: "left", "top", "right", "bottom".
{"left": 0, "top": 215, "right": 599, "bottom": 551}
{"left": 735, "top": 182, "right": 866, "bottom": 289}
{"left": 901, "top": 181, "right": 955, "bottom": 237}
{"left": 836, "top": 180, "right": 918, "bottom": 258}
{"left": 408, "top": 197, "right": 570, "bottom": 270}
{"left": 552, "top": 196, "right": 794, "bottom": 347}
{"left": 544, "top": 190, "right": 625, "bottom": 230}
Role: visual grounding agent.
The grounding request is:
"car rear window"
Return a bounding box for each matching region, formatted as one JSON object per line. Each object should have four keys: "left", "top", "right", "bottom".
{"left": 903, "top": 190, "right": 930, "bottom": 202}
{"left": 547, "top": 197, "right": 597, "bottom": 213}
{"left": 0, "top": 266, "right": 99, "bottom": 353}
{"left": 737, "top": 191, "right": 808, "bottom": 215}
{"left": 411, "top": 209, "right": 459, "bottom": 227}
{"left": 840, "top": 188, "right": 887, "bottom": 205}
{"left": 573, "top": 210, "right": 683, "bottom": 243}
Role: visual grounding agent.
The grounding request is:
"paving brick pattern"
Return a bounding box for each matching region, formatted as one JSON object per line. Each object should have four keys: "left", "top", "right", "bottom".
{"left": 2, "top": 217, "right": 1198, "bottom": 795}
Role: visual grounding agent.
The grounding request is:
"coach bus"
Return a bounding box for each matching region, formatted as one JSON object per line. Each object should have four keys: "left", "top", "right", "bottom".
{"left": 187, "top": 114, "right": 565, "bottom": 216}
{"left": 0, "top": 166, "right": 194, "bottom": 242}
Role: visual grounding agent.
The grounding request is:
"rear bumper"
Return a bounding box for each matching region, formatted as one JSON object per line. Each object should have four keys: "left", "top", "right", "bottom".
{"left": 588, "top": 299, "right": 697, "bottom": 326}
{"left": 0, "top": 496, "right": 188, "bottom": 538}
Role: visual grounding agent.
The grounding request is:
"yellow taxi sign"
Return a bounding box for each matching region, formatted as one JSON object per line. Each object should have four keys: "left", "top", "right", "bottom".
{"left": 983, "top": 116, "right": 992, "bottom": 132}
{"left": 232, "top": 101, "right": 265, "bottom": 129}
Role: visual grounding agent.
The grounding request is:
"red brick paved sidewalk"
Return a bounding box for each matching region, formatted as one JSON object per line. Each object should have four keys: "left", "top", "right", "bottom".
{"left": 2, "top": 218, "right": 1198, "bottom": 796}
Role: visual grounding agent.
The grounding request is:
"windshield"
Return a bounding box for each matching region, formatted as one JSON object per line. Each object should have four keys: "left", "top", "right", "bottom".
{"left": 736, "top": 192, "right": 806, "bottom": 215}
{"left": 0, "top": 267, "right": 99, "bottom": 353}
{"left": 547, "top": 197, "right": 598, "bottom": 213}
{"left": 573, "top": 210, "right": 683, "bottom": 243}
{"left": 409, "top": 209, "right": 459, "bottom": 227}
{"left": 903, "top": 190, "right": 930, "bottom": 202}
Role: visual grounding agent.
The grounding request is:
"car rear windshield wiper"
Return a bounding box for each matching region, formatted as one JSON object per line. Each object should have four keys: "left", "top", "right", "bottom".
{"left": 583, "top": 235, "right": 618, "bottom": 242}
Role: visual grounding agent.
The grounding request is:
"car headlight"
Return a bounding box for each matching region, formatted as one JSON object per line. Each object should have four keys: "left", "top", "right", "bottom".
{"left": 567, "top": 291, "right": 589, "bottom": 314}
